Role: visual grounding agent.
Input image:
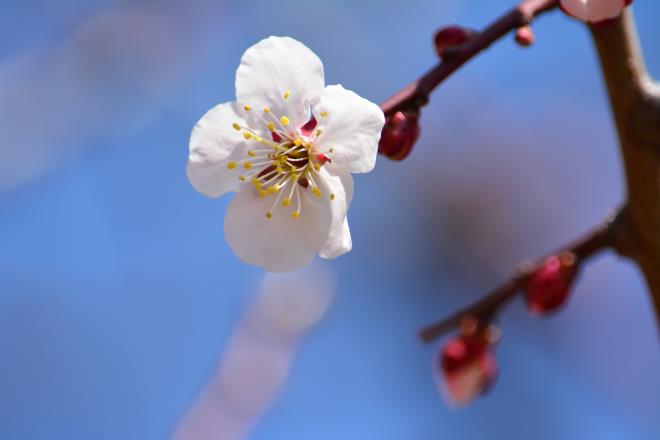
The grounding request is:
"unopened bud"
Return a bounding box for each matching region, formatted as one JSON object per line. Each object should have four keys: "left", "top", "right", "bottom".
{"left": 434, "top": 26, "right": 477, "bottom": 60}
{"left": 525, "top": 252, "right": 578, "bottom": 316}
{"left": 437, "top": 332, "right": 498, "bottom": 407}
{"left": 378, "top": 111, "right": 420, "bottom": 161}
{"left": 515, "top": 26, "right": 535, "bottom": 47}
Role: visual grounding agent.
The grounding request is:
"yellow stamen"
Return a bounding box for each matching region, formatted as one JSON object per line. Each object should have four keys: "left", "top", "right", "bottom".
{"left": 267, "top": 122, "right": 275, "bottom": 131}
{"left": 267, "top": 186, "right": 279, "bottom": 194}
{"left": 247, "top": 150, "right": 256, "bottom": 157}
{"left": 320, "top": 111, "right": 328, "bottom": 117}
{"left": 330, "top": 193, "right": 335, "bottom": 201}
{"left": 232, "top": 122, "right": 241, "bottom": 131}
{"left": 244, "top": 105, "right": 251, "bottom": 111}
{"left": 282, "top": 198, "right": 291, "bottom": 207}
{"left": 243, "top": 162, "right": 252, "bottom": 169}
{"left": 227, "top": 162, "right": 237, "bottom": 170}
{"left": 291, "top": 211, "right": 300, "bottom": 219}
{"left": 239, "top": 175, "right": 246, "bottom": 181}
{"left": 263, "top": 106, "right": 270, "bottom": 113}
{"left": 266, "top": 212, "right": 273, "bottom": 219}
{"left": 243, "top": 131, "right": 252, "bottom": 140}
{"left": 258, "top": 189, "right": 267, "bottom": 198}
{"left": 294, "top": 139, "right": 303, "bottom": 146}
{"left": 280, "top": 116, "right": 289, "bottom": 126}
{"left": 312, "top": 187, "right": 322, "bottom": 197}
{"left": 283, "top": 90, "right": 291, "bottom": 99}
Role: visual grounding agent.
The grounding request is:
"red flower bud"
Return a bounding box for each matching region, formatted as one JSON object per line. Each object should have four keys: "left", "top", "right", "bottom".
{"left": 434, "top": 26, "right": 476, "bottom": 60}
{"left": 525, "top": 252, "right": 578, "bottom": 316}
{"left": 378, "top": 111, "right": 420, "bottom": 161}
{"left": 515, "top": 26, "right": 535, "bottom": 47}
{"left": 437, "top": 332, "right": 498, "bottom": 407}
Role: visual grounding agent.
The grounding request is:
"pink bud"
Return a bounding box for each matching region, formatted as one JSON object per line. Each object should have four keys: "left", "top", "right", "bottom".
{"left": 515, "top": 26, "right": 535, "bottom": 47}
{"left": 434, "top": 26, "right": 476, "bottom": 60}
{"left": 559, "top": 0, "right": 632, "bottom": 24}
{"left": 437, "top": 334, "right": 498, "bottom": 407}
{"left": 378, "top": 111, "right": 420, "bottom": 161}
{"left": 525, "top": 252, "right": 578, "bottom": 316}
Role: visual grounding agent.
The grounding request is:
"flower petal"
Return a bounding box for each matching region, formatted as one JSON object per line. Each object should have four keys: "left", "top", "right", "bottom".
{"left": 313, "top": 85, "right": 385, "bottom": 173}
{"left": 224, "top": 182, "right": 337, "bottom": 272}
{"left": 236, "top": 36, "right": 325, "bottom": 130}
{"left": 560, "top": 0, "right": 626, "bottom": 22}
{"left": 187, "top": 102, "right": 251, "bottom": 197}
{"left": 560, "top": 0, "right": 589, "bottom": 21}
{"left": 319, "top": 167, "right": 353, "bottom": 259}
{"left": 586, "top": 0, "right": 626, "bottom": 21}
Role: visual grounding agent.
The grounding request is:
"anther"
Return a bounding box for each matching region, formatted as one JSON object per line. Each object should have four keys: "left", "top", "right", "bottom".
{"left": 280, "top": 116, "right": 290, "bottom": 126}
{"left": 320, "top": 111, "right": 328, "bottom": 117}
{"left": 294, "top": 139, "right": 303, "bottom": 146}
{"left": 291, "top": 211, "right": 300, "bottom": 219}
{"left": 330, "top": 193, "right": 335, "bottom": 201}
{"left": 244, "top": 105, "right": 252, "bottom": 111}
{"left": 232, "top": 123, "right": 241, "bottom": 131}
{"left": 227, "top": 162, "right": 237, "bottom": 170}
{"left": 247, "top": 150, "right": 256, "bottom": 157}
{"left": 282, "top": 198, "right": 291, "bottom": 207}
{"left": 267, "top": 122, "right": 275, "bottom": 131}
{"left": 266, "top": 211, "right": 273, "bottom": 219}
{"left": 263, "top": 107, "right": 270, "bottom": 113}
{"left": 243, "top": 132, "right": 252, "bottom": 140}
{"left": 243, "top": 162, "right": 252, "bottom": 169}
{"left": 283, "top": 90, "right": 291, "bottom": 99}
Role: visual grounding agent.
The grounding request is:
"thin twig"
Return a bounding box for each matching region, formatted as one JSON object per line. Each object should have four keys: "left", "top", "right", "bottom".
{"left": 418, "top": 208, "right": 626, "bottom": 343}
{"left": 380, "top": 0, "right": 558, "bottom": 116}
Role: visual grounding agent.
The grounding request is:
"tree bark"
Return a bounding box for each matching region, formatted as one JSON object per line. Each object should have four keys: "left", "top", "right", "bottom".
{"left": 590, "top": 10, "right": 660, "bottom": 321}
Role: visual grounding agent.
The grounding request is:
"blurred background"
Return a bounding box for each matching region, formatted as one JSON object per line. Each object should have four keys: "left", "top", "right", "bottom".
{"left": 1, "top": 0, "right": 660, "bottom": 438}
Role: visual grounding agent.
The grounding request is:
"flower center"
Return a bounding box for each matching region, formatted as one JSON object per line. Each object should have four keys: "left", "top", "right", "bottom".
{"left": 226, "top": 92, "right": 335, "bottom": 220}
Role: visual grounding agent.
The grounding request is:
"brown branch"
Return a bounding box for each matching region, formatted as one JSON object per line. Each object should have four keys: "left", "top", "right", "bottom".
{"left": 590, "top": 11, "right": 660, "bottom": 326}
{"left": 410, "top": 6, "right": 660, "bottom": 344}
{"left": 380, "top": 0, "right": 558, "bottom": 116}
{"left": 418, "top": 208, "right": 628, "bottom": 343}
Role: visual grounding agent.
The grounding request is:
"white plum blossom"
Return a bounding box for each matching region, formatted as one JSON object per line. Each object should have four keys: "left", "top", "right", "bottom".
{"left": 560, "top": 0, "right": 632, "bottom": 23}
{"left": 187, "top": 36, "right": 385, "bottom": 272}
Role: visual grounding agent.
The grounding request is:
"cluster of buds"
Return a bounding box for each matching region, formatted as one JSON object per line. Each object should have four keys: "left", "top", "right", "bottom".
{"left": 435, "top": 252, "right": 580, "bottom": 407}
{"left": 437, "top": 317, "right": 499, "bottom": 406}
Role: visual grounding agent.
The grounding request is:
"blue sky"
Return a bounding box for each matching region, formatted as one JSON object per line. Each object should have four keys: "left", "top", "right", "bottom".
{"left": 1, "top": 1, "right": 660, "bottom": 439}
